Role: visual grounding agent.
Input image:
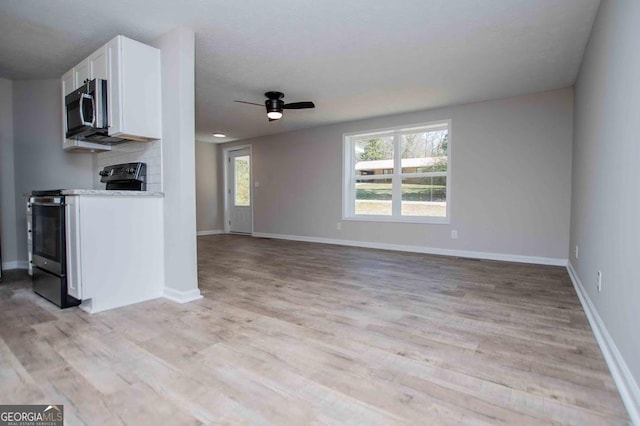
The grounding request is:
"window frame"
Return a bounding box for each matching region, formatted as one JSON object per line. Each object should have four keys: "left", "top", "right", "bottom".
{"left": 342, "top": 119, "right": 452, "bottom": 224}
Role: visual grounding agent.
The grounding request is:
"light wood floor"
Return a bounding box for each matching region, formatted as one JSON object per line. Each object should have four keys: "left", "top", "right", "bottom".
{"left": 0, "top": 235, "right": 629, "bottom": 425}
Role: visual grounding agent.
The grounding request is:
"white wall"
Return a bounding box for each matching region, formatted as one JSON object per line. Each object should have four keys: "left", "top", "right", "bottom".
{"left": 0, "top": 78, "right": 18, "bottom": 269}
{"left": 151, "top": 28, "right": 200, "bottom": 301}
{"left": 223, "top": 88, "right": 573, "bottom": 263}
{"left": 12, "top": 80, "right": 94, "bottom": 263}
{"left": 195, "top": 141, "right": 223, "bottom": 233}
{"left": 570, "top": 0, "right": 640, "bottom": 420}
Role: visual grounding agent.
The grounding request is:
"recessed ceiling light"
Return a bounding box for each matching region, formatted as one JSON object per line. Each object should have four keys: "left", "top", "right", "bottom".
{"left": 212, "top": 133, "right": 227, "bottom": 138}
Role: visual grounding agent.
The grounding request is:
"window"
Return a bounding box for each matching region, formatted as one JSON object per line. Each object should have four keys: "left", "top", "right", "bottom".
{"left": 343, "top": 120, "right": 450, "bottom": 223}
{"left": 234, "top": 155, "right": 251, "bottom": 206}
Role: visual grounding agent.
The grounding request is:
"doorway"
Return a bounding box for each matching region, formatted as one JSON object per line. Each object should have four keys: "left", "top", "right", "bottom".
{"left": 224, "top": 146, "right": 253, "bottom": 234}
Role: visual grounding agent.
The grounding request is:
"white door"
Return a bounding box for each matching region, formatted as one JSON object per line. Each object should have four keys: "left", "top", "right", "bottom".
{"left": 227, "top": 148, "right": 252, "bottom": 234}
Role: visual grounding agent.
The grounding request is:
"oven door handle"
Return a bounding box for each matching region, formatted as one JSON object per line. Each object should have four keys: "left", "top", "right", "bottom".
{"left": 30, "top": 196, "right": 65, "bottom": 206}
{"left": 31, "top": 202, "right": 66, "bottom": 207}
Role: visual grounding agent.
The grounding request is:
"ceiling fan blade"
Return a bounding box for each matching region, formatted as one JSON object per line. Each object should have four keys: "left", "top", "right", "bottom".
{"left": 282, "top": 101, "right": 315, "bottom": 109}
{"left": 234, "top": 100, "right": 264, "bottom": 106}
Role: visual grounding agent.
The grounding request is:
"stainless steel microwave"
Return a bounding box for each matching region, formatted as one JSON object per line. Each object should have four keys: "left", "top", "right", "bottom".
{"left": 64, "top": 79, "right": 125, "bottom": 144}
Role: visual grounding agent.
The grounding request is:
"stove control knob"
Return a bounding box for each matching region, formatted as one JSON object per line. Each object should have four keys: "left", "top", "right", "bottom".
{"left": 126, "top": 168, "right": 136, "bottom": 174}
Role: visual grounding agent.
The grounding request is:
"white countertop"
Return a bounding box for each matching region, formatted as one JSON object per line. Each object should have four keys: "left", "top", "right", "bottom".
{"left": 61, "top": 189, "right": 164, "bottom": 197}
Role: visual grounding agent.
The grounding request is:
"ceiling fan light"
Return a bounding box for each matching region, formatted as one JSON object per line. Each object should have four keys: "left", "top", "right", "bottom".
{"left": 267, "top": 111, "right": 283, "bottom": 120}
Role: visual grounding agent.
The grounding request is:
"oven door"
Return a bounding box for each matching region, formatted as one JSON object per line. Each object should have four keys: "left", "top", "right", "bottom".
{"left": 31, "top": 196, "right": 66, "bottom": 276}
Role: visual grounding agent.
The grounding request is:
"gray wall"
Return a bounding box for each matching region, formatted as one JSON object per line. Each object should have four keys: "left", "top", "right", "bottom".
{"left": 195, "top": 140, "right": 223, "bottom": 232}
{"left": 223, "top": 88, "right": 574, "bottom": 261}
{"left": 0, "top": 78, "right": 18, "bottom": 267}
{"left": 13, "top": 80, "right": 94, "bottom": 262}
{"left": 570, "top": 0, "right": 640, "bottom": 393}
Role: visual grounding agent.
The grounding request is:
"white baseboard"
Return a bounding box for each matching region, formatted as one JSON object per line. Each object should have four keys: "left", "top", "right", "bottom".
{"left": 567, "top": 262, "right": 640, "bottom": 425}
{"left": 163, "top": 287, "right": 203, "bottom": 304}
{"left": 79, "top": 293, "right": 164, "bottom": 314}
{"left": 252, "top": 232, "right": 567, "bottom": 266}
{"left": 1, "top": 260, "right": 29, "bottom": 270}
{"left": 197, "top": 230, "right": 225, "bottom": 236}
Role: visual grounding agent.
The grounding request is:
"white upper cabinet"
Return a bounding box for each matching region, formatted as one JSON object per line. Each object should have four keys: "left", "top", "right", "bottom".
{"left": 61, "top": 69, "right": 74, "bottom": 98}
{"left": 73, "top": 60, "right": 90, "bottom": 89}
{"left": 88, "top": 46, "right": 109, "bottom": 82}
{"left": 62, "top": 45, "right": 109, "bottom": 96}
{"left": 106, "top": 36, "right": 162, "bottom": 141}
{"left": 61, "top": 35, "right": 161, "bottom": 151}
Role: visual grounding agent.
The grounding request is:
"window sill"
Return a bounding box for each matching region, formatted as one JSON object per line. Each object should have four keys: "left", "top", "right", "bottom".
{"left": 342, "top": 215, "right": 450, "bottom": 225}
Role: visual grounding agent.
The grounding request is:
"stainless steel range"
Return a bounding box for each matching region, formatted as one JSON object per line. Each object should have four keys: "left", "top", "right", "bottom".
{"left": 29, "top": 162, "right": 147, "bottom": 308}
{"left": 99, "top": 162, "right": 147, "bottom": 191}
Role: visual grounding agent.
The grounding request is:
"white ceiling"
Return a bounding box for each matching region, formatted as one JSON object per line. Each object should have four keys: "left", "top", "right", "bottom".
{"left": 0, "top": 0, "right": 599, "bottom": 143}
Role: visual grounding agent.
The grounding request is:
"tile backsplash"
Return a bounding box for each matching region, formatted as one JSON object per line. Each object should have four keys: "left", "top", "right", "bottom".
{"left": 95, "top": 141, "right": 162, "bottom": 192}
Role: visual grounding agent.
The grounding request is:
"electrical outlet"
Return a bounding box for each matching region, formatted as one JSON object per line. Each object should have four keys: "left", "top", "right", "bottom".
{"left": 451, "top": 230, "right": 458, "bottom": 239}
{"left": 336, "top": 222, "right": 342, "bottom": 231}
{"left": 597, "top": 271, "right": 602, "bottom": 292}
{"left": 575, "top": 244, "right": 579, "bottom": 259}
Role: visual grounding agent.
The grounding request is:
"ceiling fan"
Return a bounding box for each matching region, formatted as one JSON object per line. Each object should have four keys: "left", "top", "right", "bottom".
{"left": 234, "top": 91, "right": 315, "bottom": 122}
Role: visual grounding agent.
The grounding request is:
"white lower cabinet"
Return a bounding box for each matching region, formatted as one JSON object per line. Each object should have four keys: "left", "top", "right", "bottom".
{"left": 65, "top": 194, "right": 164, "bottom": 313}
